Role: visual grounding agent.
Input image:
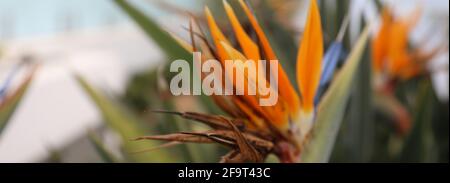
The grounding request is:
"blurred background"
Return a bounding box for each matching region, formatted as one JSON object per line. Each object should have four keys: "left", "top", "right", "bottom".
{"left": 0, "top": 0, "right": 448, "bottom": 163}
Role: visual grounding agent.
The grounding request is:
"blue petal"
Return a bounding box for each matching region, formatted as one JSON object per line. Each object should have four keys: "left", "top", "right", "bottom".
{"left": 320, "top": 42, "right": 344, "bottom": 87}
{"left": 314, "top": 42, "right": 344, "bottom": 105}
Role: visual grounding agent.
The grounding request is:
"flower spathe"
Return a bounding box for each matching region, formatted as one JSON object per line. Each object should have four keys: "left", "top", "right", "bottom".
{"left": 154, "top": 0, "right": 328, "bottom": 162}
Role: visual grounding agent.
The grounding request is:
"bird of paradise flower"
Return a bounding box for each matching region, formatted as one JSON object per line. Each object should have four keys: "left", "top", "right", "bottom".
{"left": 371, "top": 7, "right": 445, "bottom": 135}
{"left": 136, "top": 0, "right": 332, "bottom": 163}
{"left": 112, "top": 0, "right": 370, "bottom": 163}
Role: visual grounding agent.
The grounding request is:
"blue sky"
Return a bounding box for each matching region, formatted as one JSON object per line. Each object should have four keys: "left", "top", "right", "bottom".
{"left": 0, "top": 0, "right": 127, "bottom": 39}
{"left": 0, "top": 0, "right": 447, "bottom": 40}
{"left": 0, "top": 0, "right": 198, "bottom": 39}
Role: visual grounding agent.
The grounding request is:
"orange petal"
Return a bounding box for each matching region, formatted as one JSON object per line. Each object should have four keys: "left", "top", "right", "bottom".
{"left": 387, "top": 22, "right": 409, "bottom": 77}
{"left": 296, "top": 0, "right": 323, "bottom": 113}
{"left": 238, "top": 0, "right": 299, "bottom": 115}
{"left": 400, "top": 60, "right": 421, "bottom": 80}
{"left": 220, "top": 41, "right": 262, "bottom": 99}
{"left": 372, "top": 8, "right": 392, "bottom": 74}
{"left": 223, "top": 0, "right": 260, "bottom": 61}
{"left": 220, "top": 41, "right": 281, "bottom": 125}
{"left": 232, "top": 97, "right": 266, "bottom": 130}
{"left": 238, "top": 0, "right": 275, "bottom": 61}
{"left": 205, "top": 6, "right": 231, "bottom": 63}
{"left": 223, "top": 0, "right": 269, "bottom": 101}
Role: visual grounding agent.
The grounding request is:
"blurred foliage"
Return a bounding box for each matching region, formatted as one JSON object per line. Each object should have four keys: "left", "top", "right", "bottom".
{"left": 76, "top": 75, "right": 178, "bottom": 162}
{"left": 0, "top": 0, "right": 437, "bottom": 163}
{"left": 116, "top": 0, "right": 447, "bottom": 163}
{"left": 77, "top": 73, "right": 223, "bottom": 162}
{"left": 87, "top": 131, "right": 121, "bottom": 163}
{"left": 121, "top": 0, "right": 373, "bottom": 163}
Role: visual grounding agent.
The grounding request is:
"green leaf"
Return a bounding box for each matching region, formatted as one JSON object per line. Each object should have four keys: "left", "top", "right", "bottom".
{"left": 87, "top": 131, "right": 121, "bottom": 163}
{"left": 301, "top": 26, "right": 370, "bottom": 163}
{"left": 399, "top": 80, "right": 437, "bottom": 162}
{"left": 113, "top": 0, "right": 191, "bottom": 62}
{"left": 114, "top": 0, "right": 223, "bottom": 116}
{"left": 0, "top": 70, "right": 35, "bottom": 134}
{"left": 332, "top": 41, "right": 373, "bottom": 163}
{"left": 76, "top": 75, "right": 177, "bottom": 162}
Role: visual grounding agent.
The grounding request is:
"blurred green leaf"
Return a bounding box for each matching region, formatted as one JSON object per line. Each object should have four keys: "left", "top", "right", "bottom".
{"left": 400, "top": 80, "right": 437, "bottom": 162}
{"left": 124, "top": 69, "right": 221, "bottom": 162}
{"left": 432, "top": 101, "right": 449, "bottom": 163}
{"left": 347, "top": 47, "right": 374, "bottom": 163}
{"left": 301, "top": 26, "right": 370, "bottom": 163}
{"left": 114, "top": 0, "right": 223, "bottom": 116}
{"left": 0, "top": 69, "right": 35, "bottom": 134}
{"left": 113, "top": 0, "right": 191, "bottom": 62}
{"left": 45, "top": 148, "right": 63, "bottom": 163}
{"left": 76, "top": 75, "right": 177, "bottom": 162}
{"left": 332, "top": 41, "right": 373, "bottom": 163}
{"left": 87, "top": 131, "right": 121, "bottom": 163}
